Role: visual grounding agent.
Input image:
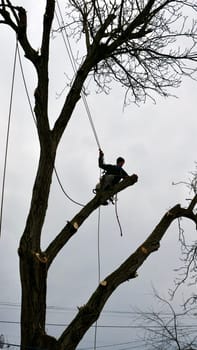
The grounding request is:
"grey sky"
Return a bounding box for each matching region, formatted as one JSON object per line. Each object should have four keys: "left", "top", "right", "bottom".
{"left": 0, "top": 1, "right": 197, "bottom": 349}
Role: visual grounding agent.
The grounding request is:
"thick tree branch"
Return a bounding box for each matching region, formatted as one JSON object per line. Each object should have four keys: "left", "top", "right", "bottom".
{"left": 0, "top": 1, "right": 55, "bottom": 139}
{"left": 41, "top": 0, "right": 55, "bottom": 62}
{"left": 0, "top": 2, "right": 39, "bottom": 64}
{"left": 17, "top": 2, "right": 57, "bottom": 251}
{"left": 33, "top": 1, "right": 55, "bottom": 146}
{"left": 188, "top": 193, "right": 197, "bottom": 211}
{"left": 57, "top": 202, "right": 197, "bottom": 350}
{"left": 45, "top": 174, "right": 138, "bottom": 266}
{"left": 52, "top": 57, "right": 95, "bottom": 145}
{"left": 19, "top": 151, "right": 56, "bottom": 251}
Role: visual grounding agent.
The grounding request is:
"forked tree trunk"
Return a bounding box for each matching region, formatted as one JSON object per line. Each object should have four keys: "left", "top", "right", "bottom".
{"left": 19, "top": 245, "right": 59, "bottom": 349}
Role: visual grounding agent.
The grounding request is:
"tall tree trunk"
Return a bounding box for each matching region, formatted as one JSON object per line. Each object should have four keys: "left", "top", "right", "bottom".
{"left": 18, "top": 145, "right": 57, "bottom": 349}
{"left": 19, "top": 248, "right": 48, "bottom": 349}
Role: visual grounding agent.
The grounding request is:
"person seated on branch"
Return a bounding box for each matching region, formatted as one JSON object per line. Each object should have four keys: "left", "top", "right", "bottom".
{"left": 96, "top": 149, "right": 129, "bottom": 204}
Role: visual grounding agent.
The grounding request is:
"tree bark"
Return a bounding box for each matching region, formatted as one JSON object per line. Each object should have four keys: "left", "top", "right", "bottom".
{"left": 18, "top": 147, "right": 56, "bottom": 349}
{"left": 19, "top": 249, "right": 48, "bottom": 349}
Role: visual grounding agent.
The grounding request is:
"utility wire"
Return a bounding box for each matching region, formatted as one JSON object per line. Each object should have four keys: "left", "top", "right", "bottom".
{"left": 0, "top": 301, "right": 185, "bottom": 317}
{"left": 1, "top": 319, "right": 197, "bottom": 329}
{"left": 0, "top": 39, "right": 18, "bottom": 239}
{"left": 79, "top": 340, "right": 146, "bottom": 350}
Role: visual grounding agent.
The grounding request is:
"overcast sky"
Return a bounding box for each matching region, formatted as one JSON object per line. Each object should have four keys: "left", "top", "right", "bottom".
{"left": 0, "top": 1, "right": 197, "bottom": 349}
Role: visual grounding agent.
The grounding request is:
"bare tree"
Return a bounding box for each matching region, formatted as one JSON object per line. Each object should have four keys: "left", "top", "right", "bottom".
{"left": 137, "top": 293, "right": 197, "bottom": 350}
{"left": 170, "top": 164, "right": 197, "bottom": 304}
{"left": 0, "top": 1, "right": 197, "bottom": 349}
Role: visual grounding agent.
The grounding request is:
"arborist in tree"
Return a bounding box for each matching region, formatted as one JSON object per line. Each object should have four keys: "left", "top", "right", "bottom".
{"left": 96, "top": 149, "right": 129, "bottom": 205}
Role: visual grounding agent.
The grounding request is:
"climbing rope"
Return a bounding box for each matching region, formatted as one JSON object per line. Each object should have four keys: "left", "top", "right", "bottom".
{"left": 17, "top": 45, "right": 36, "bottom": 125}
{"left": 0, "top": 39, "right": 18, "bottom": 238}
{"left": 55, "top": 14, "right": 125, "bottom": 230}
{"left": 97, "top": 206, "right": 101, "bottom": 283}
{"left": 16, "top": 3, "right": 101, "bottom": 207}
{"left": 55, "top": 1, "right": 101, "bottom": 150}
{"left": 55, "top": 6, "right": 104, "bottom": 348}
{"left": 81, "top": 93, "right": 101, "bottom": 150}
{"left": 94, "top": 205, "right": 101, "bottom": 350}
{"left": 114, "top": 195, "right": 123, "bottom": 237}
{"left": 53, "top": 167, "right": 84, "bottom": 207}
{"left": 17, "top": 45, "right": 84, "bottom": 207}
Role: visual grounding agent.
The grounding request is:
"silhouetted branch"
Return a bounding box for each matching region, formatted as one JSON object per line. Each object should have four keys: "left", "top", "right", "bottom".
{"left": 136, "top": 292, "right": 197, "bottom": 350}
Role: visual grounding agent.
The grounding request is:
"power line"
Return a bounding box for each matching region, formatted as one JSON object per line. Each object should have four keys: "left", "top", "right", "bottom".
{"left": 1, "top": 320, "right": 197, "bottom": 329}
{"left": 0, "top": 302, "right": 191, "bottom": 317}
{"left": 0, "top": 38, "right": 18, "bottom": 239}
{"left": 79, "top": 340, "right": 147, "bottom": 350}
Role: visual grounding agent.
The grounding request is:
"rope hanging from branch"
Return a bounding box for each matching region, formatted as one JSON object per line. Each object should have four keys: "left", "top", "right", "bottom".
{"left": 0, "top": 38, "right": 18, "bottom": 239}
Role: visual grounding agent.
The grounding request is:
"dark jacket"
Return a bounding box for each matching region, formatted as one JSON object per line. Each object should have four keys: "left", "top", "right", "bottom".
{"left": 98, "top": 153, "right": 128, "bottom": 185}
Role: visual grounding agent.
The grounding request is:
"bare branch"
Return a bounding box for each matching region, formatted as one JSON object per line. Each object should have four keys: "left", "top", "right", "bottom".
{"left": 0, "top": 2, "right": 38, "bottom": 64}
{"left": 137, "top": 293, "right": 197, "bottom": 350}
{"left": 64, "top": 0, "right": 197, "bottom": 104}
{"left": 41, "top": 0, "right": 55, "bottom": 60}
{"left": 188, "top": 194, "right": 197, "bottom": 211}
